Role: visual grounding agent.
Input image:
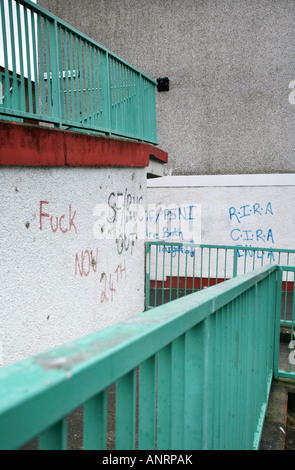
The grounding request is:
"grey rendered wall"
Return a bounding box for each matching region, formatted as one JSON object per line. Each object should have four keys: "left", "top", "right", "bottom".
{"left": 38, "top": 0, "right": 295, "bottom": 176}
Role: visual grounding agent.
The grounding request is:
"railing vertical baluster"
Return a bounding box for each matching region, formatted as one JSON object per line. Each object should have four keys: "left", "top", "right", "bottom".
{"left": 39, "top": 418, "right": 67, "bottom": 450}
{"left": 78, "top": 37, "right": 84, "bottom": 124}
{"left": 215, "top": 309, "right": 222, "bottom": 448}
{"left": 192, "top": 246, "right": 196, "bottom": 293}
{"left": 202, "top": 318, "right": 210, "bottom": 449}
{"left": 1, "top": 0, "right": 10, "bottom": 109}
{"left": 157, "top": 344, "right": 172, "bottom": 450}
{"left": 183, "top": 322, "right": 206, "bottom": 449}
{"left": 176, "top": 247, "right": 180, "bottom": 299}
{"left": 233, "top": 248, "right": 238, "bottom": 277}
{"left": 243, "top": 248, "right": 247, "bottom": 273}
{"left": 170, "top": 336, "right": 185, "bottom": 449}
{"left": 138, "top": 355, "right": 156, "bottom": 450}
{"left": 245, "top": 287, "right": 255, "bottom": 448}
{"left": 145, "top": 242, "right": 151, "bottom": 310}
{"left": 224, "top": 248, "right": 228, "bottom": 281}
{"left": 23, "top": 5, "right": 33, "bottom": 114}
{"left": 30, "top": 8, "right": 39, "bottom": 115}
{"left": 169, "top": 246, "right": 173, "bottom": 302}
{"left": 73, "top": 34, "right": 80, "bottom": 123}
{"left": 15, "top": 1, "right": 26, "bottom": 111}
{"left": 63, "top": 28, "right": 70, "bottom": 121}
{"left": 92, "top": 46, "right": 97, "bottom": 126}
{"left": 137, "top": 72, "right": 143, "bottom": 139}
{"left": 162, "top": 245, "right": 165, "bottom": 305}
{"left": 84, "top": 390, "right": 107, "bottom": 450}
{"left": 88, "top": 43, "right": 93, "bottom": 124}
{"left": 100, "top": 50, "right": 110, "bottom": 131}
{"left": 84, "top": 41, "right": 89, "bottom": 125}
{"left": 252, "top": 249, "right": 256, "bottom": 271}
{"left": 37, "top": 14, "right": 45, "bottom": 116}
{"left": 49, "top": 18, "right": 61, "bottom": 126}
{"left": 215, "top": 248, "right": 219, "bottom": 284}
{"left": 200, "top": 247, "right": 203, "bottom": 289}
{"left": 154, "top": 243, "right": 158, "bottom": 306}
{"left": 43, "top": 17, "right": 52, "bottom": 116}
{"left": 289, "top": 272, "right": 295, "bottom": 373}
{"left": 57, "top": 26, "right": 65, "bottom": 120}
{"left": 228, "top": 301, "right": 235, "bottom": 447}
{"left": 68, "top": 31, "right": 75, "bottom": 123}
{"left": 7, "top": 0, "right": 18, "bottom": 109}
{"left": 116, "top": 370, "right": 136, "bottom": 450}
{"left": 207, "top": 247, "right": 211, "bottom": 287}
{"left": 111, "top": 58, "right": 116, "bottom": 131}
{"left": 184, "top": 250, "right": 188, "bottom": 295}
{"left": 284, "top": 253, "right": 290, "bottom": 322}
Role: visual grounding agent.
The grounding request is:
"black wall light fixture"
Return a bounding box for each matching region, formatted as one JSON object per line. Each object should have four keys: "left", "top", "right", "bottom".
{"left": 157, "top": 77, "right": 169, "bottom": 92}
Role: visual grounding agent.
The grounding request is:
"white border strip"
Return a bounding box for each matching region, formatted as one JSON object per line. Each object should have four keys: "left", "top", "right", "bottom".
{"left": 147, "top": 174, "right": 295, "bottom": 188}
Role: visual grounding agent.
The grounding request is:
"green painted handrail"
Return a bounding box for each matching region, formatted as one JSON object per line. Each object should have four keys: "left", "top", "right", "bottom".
{"left": 146, "top": 241, "right": 295, "bottom": 382}
{"left": 145, "top": 241, "right": 295, "bottom": 309}
{"left": 0, "top": 264, "right": 279, "bottom": 450}
{"left": 0, "top": 0, "right": 157, "bottom": 144}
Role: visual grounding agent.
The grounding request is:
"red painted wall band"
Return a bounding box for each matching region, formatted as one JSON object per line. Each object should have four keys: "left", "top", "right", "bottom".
{"left": 0, "top": 120, "right": 168, "bottom": 167}
{"left": 150, "top": 277, "right": 294, "bottom": 292}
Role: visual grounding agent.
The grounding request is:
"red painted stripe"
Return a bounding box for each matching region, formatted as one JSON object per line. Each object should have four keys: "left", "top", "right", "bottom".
{"left": 150, "top": 276, "right": 228, "bottom": 289}
{"left": 0, "top": 120, "right": 168, "bottom": 167}
{"left": 150, "top": 277, "right": 294, "bottom": 292}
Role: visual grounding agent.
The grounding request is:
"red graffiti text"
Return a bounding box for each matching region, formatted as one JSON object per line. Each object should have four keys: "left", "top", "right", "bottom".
{"left": 100, "top": 260, "right": 127, "bottom": 303}
{"left": 75, "top": 249, "right": 99, "bottom": 277}
{"left": 40, "top": 201, "right": 77, "bottom": 234}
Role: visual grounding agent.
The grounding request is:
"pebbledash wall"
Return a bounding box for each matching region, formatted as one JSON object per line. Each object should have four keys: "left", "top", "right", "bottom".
{"left": 38, "top": 0, "right": 295, "bottom": 177}
{"left": 0, "top": 121, "right": 167, "bottom": 367}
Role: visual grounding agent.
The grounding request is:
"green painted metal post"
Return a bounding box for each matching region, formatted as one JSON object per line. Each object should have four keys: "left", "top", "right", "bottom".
{"left": 100, "top": 51, "right": 111, "bottom": 133}
{"left": 116, "top": 370, "right": 136, "bottom": 450}
{"left": 274, "top": 267, "right": 283, "bottom": 380}
{"left": 233, "top": 248, "right": 238, "bottom": 277}
{"left": 138, "top": 355, "right": 156, "bottom": 449}
{"left": 84, "top": 390, "right": 107, "bottom": 450}
{"left": 145, "top": 242, "right": 151, "bottom": 310}
{"left": 49, "top": 19, "right": 62, "bottom": 127}
{"left": 39, "top": 418, "right": 67, "bottom": 450}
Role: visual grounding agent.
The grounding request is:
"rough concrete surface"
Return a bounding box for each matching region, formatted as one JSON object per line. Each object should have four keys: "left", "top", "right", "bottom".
{"left": 39, "top": 0, "right": 295, "bottom": 176}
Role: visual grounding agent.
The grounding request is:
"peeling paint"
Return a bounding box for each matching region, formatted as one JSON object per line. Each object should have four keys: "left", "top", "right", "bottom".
{"left": 34, "top": 333, "right": 133, "bottom": 372}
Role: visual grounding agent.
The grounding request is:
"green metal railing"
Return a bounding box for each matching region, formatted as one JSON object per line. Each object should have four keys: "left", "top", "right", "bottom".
{"left": 146, "top": 241, "right": 295, "bottom": 381}
{"left": 0, "top": 264, "right": 279, "bottom": 450}
{"left": 145, "top": 242, "right": 295, "bottom": 309}
{"left": 0, "top": 0, "right": 157, "bottom": 143}
{"left": 275, "top": 265, "right": 295, "bottom": 380}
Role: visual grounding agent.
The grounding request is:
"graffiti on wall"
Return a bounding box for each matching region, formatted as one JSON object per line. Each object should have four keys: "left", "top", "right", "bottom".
{"left": 228, "top": 201, "right": 276, "bottom": 260}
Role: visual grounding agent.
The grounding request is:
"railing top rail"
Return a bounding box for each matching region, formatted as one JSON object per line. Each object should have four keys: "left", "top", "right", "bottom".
{"left": 13, "top": 0, "right": 157, "bottom": 85}
{"left": 0, "top": 263, "right": 278, "bottom": 449}
{"left": 280, "top": 265, "right": 295, "bottom": 271}
{"left": 146, "top": 240, "right": 295, "bottom": 254}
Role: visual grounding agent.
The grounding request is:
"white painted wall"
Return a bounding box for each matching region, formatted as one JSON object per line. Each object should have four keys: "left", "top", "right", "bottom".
{"left": 148, "top": 174, "right": 295, "bottom": 249}
{"left": 0, "top": 166, "right": 146, "bottom": 367}
{"left": 147, "top": 174, "right": 295, "bottom": 279}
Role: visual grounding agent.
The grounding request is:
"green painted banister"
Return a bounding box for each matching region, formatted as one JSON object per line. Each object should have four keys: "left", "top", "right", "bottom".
{"left": 0, "top": 0, "right": 157, "bottom": 144}
{"left": 0, "top": 264, "right": 278, "bottom": 450}
{"left": 146, "top": 241, "right": 295, "bottom": 382}
{"left": 145, "top": 241, "right": 295, "bottom": 309}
